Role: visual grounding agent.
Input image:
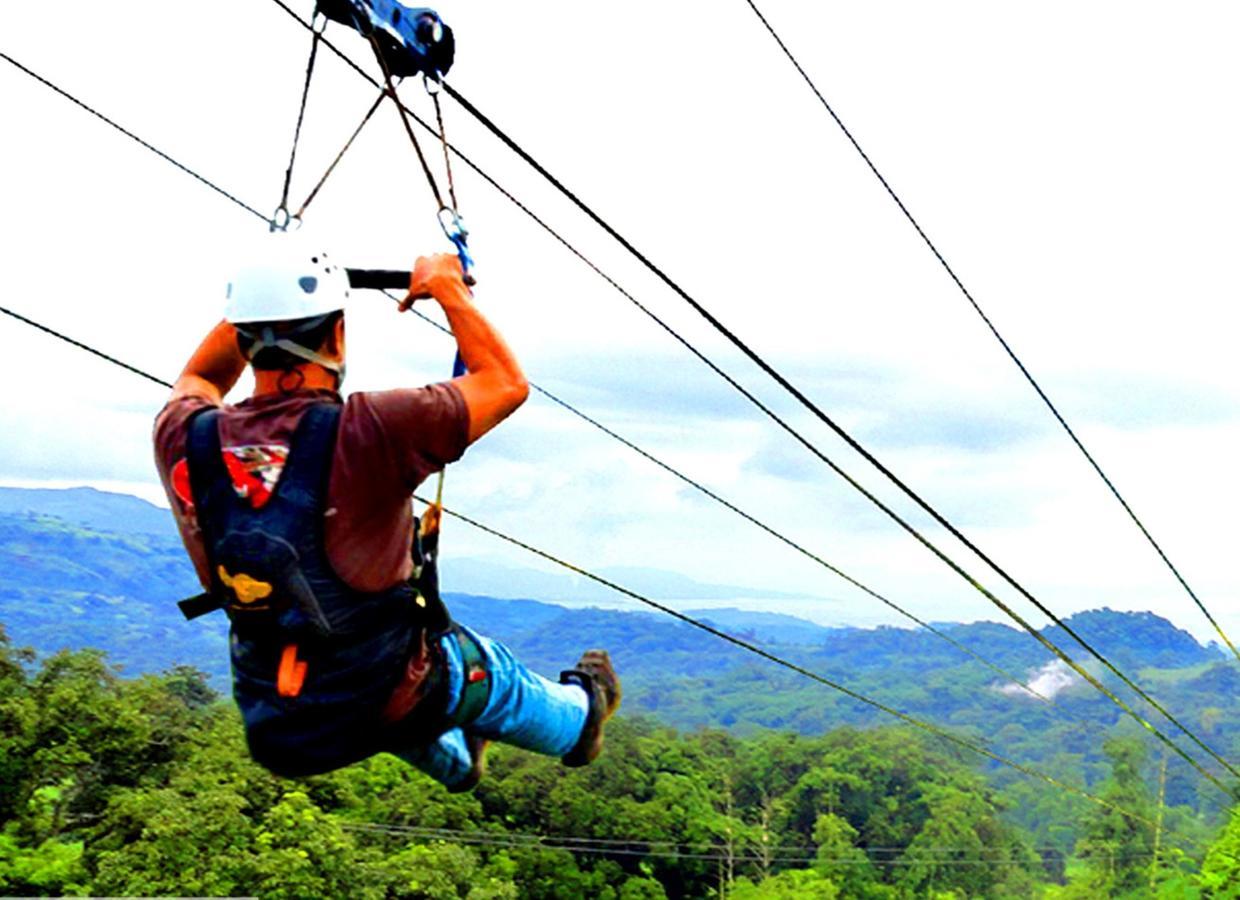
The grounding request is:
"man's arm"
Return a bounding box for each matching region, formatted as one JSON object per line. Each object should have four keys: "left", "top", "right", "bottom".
{"left": 402, "top": 255, "right": 529, "bottom": 444}
{"left": 168, "top": 320, "right": 247, "bottom": 405}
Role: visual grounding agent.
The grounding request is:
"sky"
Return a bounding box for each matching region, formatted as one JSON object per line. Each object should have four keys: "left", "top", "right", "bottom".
{"left": 2, "top": 1, "right": 1238, "bottom": 642}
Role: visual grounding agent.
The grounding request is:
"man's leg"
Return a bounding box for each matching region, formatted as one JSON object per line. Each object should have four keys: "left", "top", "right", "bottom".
{"left": 448, "top": 625, "right": 590, "bottom": 756}
{"left": 395, "top": 727, "right": 474, "bottom": 788}
{"left": 393, "top": 625, "right": 616, "bottom": 790}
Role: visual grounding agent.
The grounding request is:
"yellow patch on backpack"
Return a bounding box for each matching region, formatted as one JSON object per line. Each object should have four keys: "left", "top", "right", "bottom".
{"left": 218, "top": 565, "right": 274, "bottom": 606}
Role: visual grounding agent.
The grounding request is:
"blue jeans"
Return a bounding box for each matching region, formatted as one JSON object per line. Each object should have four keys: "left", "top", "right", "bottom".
{"left": 394, "top": 625, "right": 590, "bottom": 788}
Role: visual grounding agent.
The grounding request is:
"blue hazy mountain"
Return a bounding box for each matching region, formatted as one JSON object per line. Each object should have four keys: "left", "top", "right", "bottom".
{"left": 0, "top": 486, "right": 1230, "bottom": 759}
{"left": 0, "top": 486, "right": 176, "bottom": 537}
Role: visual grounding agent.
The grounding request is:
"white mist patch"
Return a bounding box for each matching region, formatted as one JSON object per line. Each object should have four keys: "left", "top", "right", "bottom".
{"left": 998, "top": 660, "right": 1081, "bottom": 700}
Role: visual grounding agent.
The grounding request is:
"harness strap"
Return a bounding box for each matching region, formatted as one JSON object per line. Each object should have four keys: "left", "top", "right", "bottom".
{"left": 447, "top": 625, "right": 490, "bottom": 728}
{"left": 178, "top": 591, "right": 222, "bottom": 621}
{"left": 176, "top": 408, "right": 228, "bottom": 620}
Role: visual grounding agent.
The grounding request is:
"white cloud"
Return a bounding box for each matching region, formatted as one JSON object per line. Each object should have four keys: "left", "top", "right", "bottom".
{"left": 3, "top": 0, "right": 1239, "bottom": 645}
{"left": 998, "top": 660, "right": 1082, "bottom": 701}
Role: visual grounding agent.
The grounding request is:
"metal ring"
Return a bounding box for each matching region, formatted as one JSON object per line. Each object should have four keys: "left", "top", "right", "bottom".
{"left": 270, "top": 205, "right": 292, "bottom": 232}
{"left": 437, "top": 206, "right": 468, "bottom": 241}
{"left": 423, "top": 72, "right": 442, "bottom": 96}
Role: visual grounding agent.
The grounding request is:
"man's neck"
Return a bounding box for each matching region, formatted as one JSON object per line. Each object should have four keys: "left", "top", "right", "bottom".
{"left": 252, "top": 364, "right": 339, "bottom": 397}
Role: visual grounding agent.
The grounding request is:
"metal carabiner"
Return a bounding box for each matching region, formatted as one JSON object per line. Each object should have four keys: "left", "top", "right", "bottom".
{"left": 270, "top": 205, "right": 292, "bottom": 233}
{"left": 437, "top": 206, "right": 475, "bottom": 284}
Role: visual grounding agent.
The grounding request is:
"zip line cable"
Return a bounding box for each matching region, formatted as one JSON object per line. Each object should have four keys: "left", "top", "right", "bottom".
{"left": 423, "top": 82, "right": 1240, "bottom": 785}
{"left": 0, "top": 23, "right": 1231, "bottom": 861}
{"left": 5, "top": 29, "right": 1234, "bottom": 794}
{"left": 736, "top": 0, "right": 1240, "bottom": 665}
{"left": 338, "top": 822, "right": 1186, "bottom": 866}
{"left": 341, "top": 822, "right": 1133, "bottom": 867}
{"left": 0, "top": 305, "right": 172, "bottom": 391}
{"left": 0, "top": 277, "right": 1204, "bottom": 854}
{"left": 0, "top": 297, "right": 1191, "bottom": 850}
{"left": 0, "top": 52, "right": 266, "bottom": 224}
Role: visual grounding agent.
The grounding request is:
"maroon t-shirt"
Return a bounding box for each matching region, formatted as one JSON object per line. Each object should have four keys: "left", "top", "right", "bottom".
{"left": 153, "top": 385, "right": 469, "bottom": 592}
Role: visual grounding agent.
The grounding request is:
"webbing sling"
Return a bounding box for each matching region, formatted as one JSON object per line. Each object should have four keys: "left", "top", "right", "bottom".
{"left": 448, "top": 625, "right": 490, "bottom": 728}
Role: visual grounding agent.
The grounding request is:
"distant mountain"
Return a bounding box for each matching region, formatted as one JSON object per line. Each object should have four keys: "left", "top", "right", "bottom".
{"left": 683, "top": 607, "right": 836, "bottom": 645}
{"left": 3, "top": 483, "right": 1238, "bottom": 794}
{"left": 1045, "top": 608, "right": 1220, "bottom": 670}
{"left": 0, "top": 486, "right": 175, "bottom": 537}
{"left": 0, "top": 511, "right": 228, "bottom": 684}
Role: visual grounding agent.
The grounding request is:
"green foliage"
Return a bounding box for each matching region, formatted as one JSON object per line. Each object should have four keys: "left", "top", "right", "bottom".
{"left": 731, "top": 868, "right": 840, "bottom": 898}
{"left": 7, "top": 618, "right": 1240, "bottom": 898}
{"left": 1071, "top": 739, "right": 1157, "bottom": 896}
{"left": 1199, "top": 809, "right": 1240, "bottom": 898}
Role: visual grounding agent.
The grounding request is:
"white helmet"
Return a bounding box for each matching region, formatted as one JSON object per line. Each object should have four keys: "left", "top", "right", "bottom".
{"left": 225, "top": 233, "right": 350, "bottom": 375}
{"left": 224, "top": 232, "right": 350, "bottom": 325}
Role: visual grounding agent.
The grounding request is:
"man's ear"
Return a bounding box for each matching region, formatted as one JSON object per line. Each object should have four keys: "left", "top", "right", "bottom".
{"left": 325, "top": 315, "right": 345, "bottom": 356}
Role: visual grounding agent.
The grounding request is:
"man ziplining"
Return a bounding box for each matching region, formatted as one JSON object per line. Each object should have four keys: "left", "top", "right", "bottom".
{"left": 153, "top": 235, "right": 620, "bottom": 790}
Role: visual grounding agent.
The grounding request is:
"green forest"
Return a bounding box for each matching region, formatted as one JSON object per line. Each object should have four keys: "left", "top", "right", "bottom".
{"left": 4, "top": 492, "right": 1240, "bottom": 897}
{"left": 2, "top": 629, "right": 1239, "bottom": 899}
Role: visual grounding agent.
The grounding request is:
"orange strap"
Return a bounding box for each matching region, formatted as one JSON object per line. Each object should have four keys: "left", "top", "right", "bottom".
{"left": 277, "top": 643, "right": 308, "bottom": 698}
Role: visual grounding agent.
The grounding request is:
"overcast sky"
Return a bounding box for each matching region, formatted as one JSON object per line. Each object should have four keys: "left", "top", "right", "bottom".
{"left": 3, "top": 1, "right": 1238, "bottom": 642}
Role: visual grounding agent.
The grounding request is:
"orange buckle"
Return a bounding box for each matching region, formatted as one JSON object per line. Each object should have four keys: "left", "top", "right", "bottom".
{"left": 277, "top": 643, "right": 308, "bottom": 698}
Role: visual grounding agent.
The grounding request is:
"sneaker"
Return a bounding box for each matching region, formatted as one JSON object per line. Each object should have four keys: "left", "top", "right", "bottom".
{"left": 559, "top": 650, "right": 621, "bottom": 767}
{"left": 447, "top": 734, "right": 490, "bottom": 793}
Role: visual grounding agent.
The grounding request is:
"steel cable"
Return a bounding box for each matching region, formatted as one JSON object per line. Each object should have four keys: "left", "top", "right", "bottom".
{"left": 0, "top": 51, "right": 267, "bottom": 224}
{"left": 426, "top": 82, "right": 1239, "bottom": 790}
{"left": 738, "top": 0, "right": 1240, "bottom": 666}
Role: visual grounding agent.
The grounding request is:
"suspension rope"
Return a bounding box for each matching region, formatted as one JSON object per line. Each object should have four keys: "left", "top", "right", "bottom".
{"left": 363, "top": 33, "right": 446, "bottom": 211}
{"left": 0, "top": 51, "right": 267, "bottom": 224}
{"left": 295, "top": 89, "right": 387, "bottom": 220}
{"left": 9, "top": 9, "right": 1234, "bottom": 797}
{"left": 424, "top": 82, "right": 1239, "bottom": 787}
{"left": 428, "top": 84, "right": 460, "bottom": 213}
{"left": 738, "top": 0, "right": 1240, "bottom": 667}
{"left": 274, "top": 15, "right": 324, "bottom": 227}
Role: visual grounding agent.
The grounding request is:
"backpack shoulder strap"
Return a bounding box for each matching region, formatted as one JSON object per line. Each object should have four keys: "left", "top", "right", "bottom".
{"left": 274, "top": 402, "right": 342, "bottom": 507}
{"left": 185, "top": 406, "right": 226, "bottom": 515}
{"left": 178, "top": 406, "right": 225, "bottom": 621}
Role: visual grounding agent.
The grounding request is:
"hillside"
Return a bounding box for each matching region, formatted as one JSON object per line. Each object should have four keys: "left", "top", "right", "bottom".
{"left": 2, "top": 487, "right": 1237, "bottom": 818}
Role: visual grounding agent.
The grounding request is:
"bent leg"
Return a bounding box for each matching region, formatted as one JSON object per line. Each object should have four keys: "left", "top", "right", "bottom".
{"left": 446, "top": 625, "right": 589, "bottom": 757}
{"left": 393, "top": 726, "right": 473, "bottom": 787}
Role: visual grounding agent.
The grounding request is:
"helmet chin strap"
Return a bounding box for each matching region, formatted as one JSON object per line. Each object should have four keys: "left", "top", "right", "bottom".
{"left": 247, "top": 326, "right": 345, "bottom": 385}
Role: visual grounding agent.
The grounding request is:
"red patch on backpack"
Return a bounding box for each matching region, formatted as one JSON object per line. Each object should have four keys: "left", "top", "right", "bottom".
{"left": 170, "top": 444, "right": 289, "bottom": 510}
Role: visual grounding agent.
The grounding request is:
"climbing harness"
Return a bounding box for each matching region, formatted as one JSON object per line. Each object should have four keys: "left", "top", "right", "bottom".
{"left": 177, "top": 4, "right": 493, "bottom": 770}
{"left": 178, "top": 404, "right": 427, "bottom": 775}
